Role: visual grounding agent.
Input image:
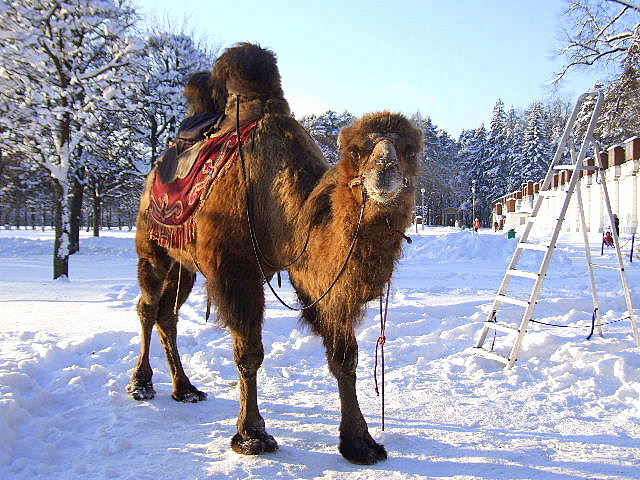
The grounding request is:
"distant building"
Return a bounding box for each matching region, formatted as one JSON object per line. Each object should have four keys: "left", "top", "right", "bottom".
{"left": 492, "top": 136, "right": 639, "bottom": 235}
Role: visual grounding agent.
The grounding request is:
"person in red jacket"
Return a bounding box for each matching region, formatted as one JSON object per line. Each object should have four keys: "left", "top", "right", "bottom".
{"left": 473, "top": 218, "right": 481, "bottom": 232}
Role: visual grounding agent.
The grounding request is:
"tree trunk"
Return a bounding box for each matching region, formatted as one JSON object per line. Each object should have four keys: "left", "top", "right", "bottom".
{"left": 52, "top": 178, "right": 69, "bottom": 279}
{"left": 92, "top": 187, "right": 101, "bottom": 237}
{"left": 69, "top": 173, "right": 84, "bottom": 254}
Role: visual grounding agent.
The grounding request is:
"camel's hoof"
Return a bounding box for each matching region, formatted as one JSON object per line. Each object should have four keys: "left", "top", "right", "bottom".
{"left": 127, "top": 381, "right": 156, "bottom": 401}
{"left": 172, "top": 386, "right": 208, "bottom": 403}
{"left": 231, "top": 432, "right": 278, "bottom": 455}
{"left": 339, "top": 435, "right": 387, "bottom": 465}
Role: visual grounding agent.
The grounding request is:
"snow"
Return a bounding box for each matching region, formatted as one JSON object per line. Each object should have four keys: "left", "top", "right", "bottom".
{"left": 1, "top": 226, "right": 639, "bottom": 479}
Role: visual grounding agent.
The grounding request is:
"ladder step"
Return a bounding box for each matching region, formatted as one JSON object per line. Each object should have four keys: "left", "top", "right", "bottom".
{"left": 496, "top": 294, "right": 530, "bottom": 308}
{"left": 517, "top": 241, "right": 549, "bottom": 251}
{"left": 484, "top": 321, "right": 520, "bottom": 334}
{"left": 539, "top": 190, "right": 566, "bottom": 197}
{"left": 472, "top": 347, "right": 509, "bottom": 364}
{"left": 552, "top": 165, "right": 599, "bottom": 171}
{"left": 506, "top": 268, "right": 539, "bottom": 279}
{"left": 590, "top": 263, "right": 622, "bottom": 271}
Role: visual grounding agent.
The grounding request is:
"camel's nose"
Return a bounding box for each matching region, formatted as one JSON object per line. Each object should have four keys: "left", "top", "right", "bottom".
{"left": 370, "top": 139, "right": 398, "bottom": 170}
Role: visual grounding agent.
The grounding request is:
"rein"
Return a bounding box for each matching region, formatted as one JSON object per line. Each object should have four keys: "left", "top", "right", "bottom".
{"left": 374, "top": 281, "right": 391, "bottom": 431}
{"left": 236, "top": 95, "right": 367, "bottom": 311}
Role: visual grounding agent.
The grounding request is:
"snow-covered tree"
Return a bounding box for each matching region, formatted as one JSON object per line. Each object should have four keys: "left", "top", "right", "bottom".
{"left": 557, "top": 0, "right": 639, "bottom": 81}
{"left": 131, "top": 31, "right": 217, "bottom": 169}
{"left": 485, "top": 99, "right": 510, "bottom": 200}
{"left": 557, "top": 0, "right": 639, "bottom": 143}
{"left": 520, "top": 102, "right": 552, "bottom": 184}
{"left": 458, "top": 125, "right": 491, "bottom": 224}
{"left": 300, "top": 110, "right": 355, "bottom": 165}
{"left": 0, "top": 0, "right": 141, "bottom": 278}
{"left": 505, "top": 106, "right": 525, "bottom": 191}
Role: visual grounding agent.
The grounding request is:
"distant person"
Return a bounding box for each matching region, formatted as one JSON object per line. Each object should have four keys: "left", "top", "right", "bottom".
{"left": 612, "top": 213, "right": 620, "bottom": 237}
{"left": 603, "top": 231, "right": 614, "bottom": 247}
{"left": 493, "top": 221, "right": 499, "bottom": 232}
{"left": 473, "top": 218, "right": 481, "bottom": 232}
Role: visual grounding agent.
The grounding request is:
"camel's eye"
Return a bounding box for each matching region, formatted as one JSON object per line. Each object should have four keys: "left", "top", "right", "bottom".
{"left": 349, "top": 146, "right": 360, "bottom": 163}
{"left": 405, "top": 146, "right": 417, "bottom": 159}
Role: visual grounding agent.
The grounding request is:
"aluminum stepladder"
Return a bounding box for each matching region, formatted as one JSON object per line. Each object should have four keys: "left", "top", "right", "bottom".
{"left": 473, "top": 89, "right": 640, "bottom": 369}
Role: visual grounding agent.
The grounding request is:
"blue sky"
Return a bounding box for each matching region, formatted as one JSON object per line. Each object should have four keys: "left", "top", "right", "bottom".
{"left": 136, "top": 0, "right": 603, "bottom": 137}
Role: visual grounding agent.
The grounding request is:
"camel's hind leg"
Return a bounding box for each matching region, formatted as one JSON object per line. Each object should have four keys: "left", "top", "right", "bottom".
{"left": 127, "top": 254, "right": 170, "bottom": 401}
{"left": 154, "top": 262, "right": 206, "bottom": 402}
{"left": 128, "top": 251, "right": 202, "bottom": 402}
{"left": 207, "top": 260, "right": 277, "bottom": 454}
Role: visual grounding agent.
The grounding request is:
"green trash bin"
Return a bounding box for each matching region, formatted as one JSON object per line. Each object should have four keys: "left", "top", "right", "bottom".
{"left": 507, "top": 229, "right": 516, "bottom": 239}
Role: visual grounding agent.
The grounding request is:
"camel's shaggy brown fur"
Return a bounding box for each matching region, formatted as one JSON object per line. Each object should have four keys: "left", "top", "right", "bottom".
{"left": 128, "top": 42, "right": 422, "bottom": 465}
{"left": 183, "top": 71, "right": 219, "bottom": 116}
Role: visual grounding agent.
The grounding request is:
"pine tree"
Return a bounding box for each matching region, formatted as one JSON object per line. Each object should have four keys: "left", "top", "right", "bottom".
{"left": 300, "top": 110, "right": 355, "bottom": 165}
{"left": 521, "top": 102, "right": 551, "bottom": 185}
{"left": 505, "top": 106, "right": 525, "bottom": 192}
{"left": 458, "top": 125, "right": 488, "bottom": 224}
{"left": 485, "top": 99, "right": 511, "bottom": 201}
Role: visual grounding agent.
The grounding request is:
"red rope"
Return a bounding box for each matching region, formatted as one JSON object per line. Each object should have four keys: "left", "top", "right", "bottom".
{"left": 374, "top": 281, "right": 391, "bottom": 430}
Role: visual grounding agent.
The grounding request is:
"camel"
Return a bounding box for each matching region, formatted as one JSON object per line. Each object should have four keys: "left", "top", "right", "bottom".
{"left": 127, "top": 43, "right": 422, "bottom": 465}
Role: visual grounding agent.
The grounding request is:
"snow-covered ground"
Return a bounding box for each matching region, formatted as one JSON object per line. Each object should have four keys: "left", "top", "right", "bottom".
{"left": 1, "top": 226, "right": 639, "bottom": 479}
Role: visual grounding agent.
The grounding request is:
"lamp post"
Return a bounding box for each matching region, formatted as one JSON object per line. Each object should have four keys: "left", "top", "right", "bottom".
{"left": 471, "top": 180, "right": 476, "bottom": 226}
{"left": 420, "top": 188, "right": 425, "bottom": 230}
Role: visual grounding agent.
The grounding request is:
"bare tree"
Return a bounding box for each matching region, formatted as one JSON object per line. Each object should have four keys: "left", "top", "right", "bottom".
{"left": 556, "top": 0, "right": 639, "bottom": 81}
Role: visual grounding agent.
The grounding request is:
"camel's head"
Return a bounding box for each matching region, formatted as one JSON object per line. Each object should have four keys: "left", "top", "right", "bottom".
{"left": 338, "top": 112, "right": 422, "bottom": 205}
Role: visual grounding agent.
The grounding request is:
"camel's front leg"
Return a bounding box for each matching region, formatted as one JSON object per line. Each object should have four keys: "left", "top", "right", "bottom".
{"left": 209, "top": 260, "right": 277, "bottom": 455}
{"left": 325, "top": 328, "right": 387, "bottom": 465}
{"left": 230, "top": 326, "right": 278, "bottom": 454}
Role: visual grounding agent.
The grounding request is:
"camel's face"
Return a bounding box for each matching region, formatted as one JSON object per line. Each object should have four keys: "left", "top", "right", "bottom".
{"left": 339, "top": 112, "right": 421, "bottom": 206}
{"left": 359, "top": 134, "right": 416, "bottom": 205}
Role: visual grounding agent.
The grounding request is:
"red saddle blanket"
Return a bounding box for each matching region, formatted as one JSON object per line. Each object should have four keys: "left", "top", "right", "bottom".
{"left": 149, "top": 120, "right": 258, "bottom": 248}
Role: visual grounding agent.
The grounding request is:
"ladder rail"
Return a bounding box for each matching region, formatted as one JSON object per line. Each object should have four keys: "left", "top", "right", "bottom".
{"left": 575, "top": 181, "right": 603, "bottom": 336}
{"left": 475, "top": 89, "right": 638, "bottom": 369}
{"left": 592, "top": 142, "right": 640, "bottom": 345}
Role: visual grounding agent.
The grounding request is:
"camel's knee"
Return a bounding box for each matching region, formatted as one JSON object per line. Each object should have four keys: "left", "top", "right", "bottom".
{"left": 138, "top": 258, "right": 167, "bottom": 290}
{"left": 233, "top": 336, "right": 264, "bottom": 376}
{"left": 137, "top": 298, "right": 158, "bottom": 324}
{"left": 235, "top": 348, "right": 264, "bottom": 376}
{"left": 327, "top": 342, "right": 358, "bottom": 378}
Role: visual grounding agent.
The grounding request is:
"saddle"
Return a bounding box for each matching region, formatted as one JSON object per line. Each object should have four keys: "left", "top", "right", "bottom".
{"left": 148, "top": 119, "right": 259, "bottom": 249}
{"left": 156, "top": 112, "right": 223, "bottom": 184}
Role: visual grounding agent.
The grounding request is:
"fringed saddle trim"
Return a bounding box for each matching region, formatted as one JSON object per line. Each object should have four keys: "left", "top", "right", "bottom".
{"left": 148, "top": 120, "right": 259, "bottom": 249}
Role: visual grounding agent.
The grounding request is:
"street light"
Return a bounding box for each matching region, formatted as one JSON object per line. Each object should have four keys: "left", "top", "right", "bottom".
{"left": 420, "top": 188, "right": 425, "bottom": 230}
{"left": 471, "top": 180, "right": 476, "bottom": 226}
